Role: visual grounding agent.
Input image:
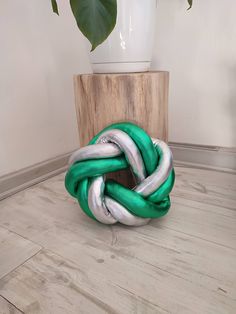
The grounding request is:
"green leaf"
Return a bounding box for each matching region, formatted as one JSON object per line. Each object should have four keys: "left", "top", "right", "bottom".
{"left": 187, "top": 0, "right": 193, "bottom": 10}
{"left": 51, "top": 0, "right": 59, "bottom": 15}
{"left": 70, "top": 0, "right": 117, "bottom": 51}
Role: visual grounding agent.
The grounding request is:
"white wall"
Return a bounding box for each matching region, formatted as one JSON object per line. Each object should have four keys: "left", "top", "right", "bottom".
{"left": 0, "top": 0, "right": 91, "bottom": 176}
{"left": 1, "top": 0, "right": 235, "bottom": 177}
{"left": 153, "top": 0, "right": 236, "bottom": 147}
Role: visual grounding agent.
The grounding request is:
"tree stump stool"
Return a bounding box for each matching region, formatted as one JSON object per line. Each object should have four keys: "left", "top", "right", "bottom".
{"left": 73, "top": 71, "right": 169, "bottom": 188}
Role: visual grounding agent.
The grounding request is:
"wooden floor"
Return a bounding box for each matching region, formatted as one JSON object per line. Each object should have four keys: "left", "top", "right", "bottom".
{"left": 0, "top": 166, "right": 235, "bottom": 314}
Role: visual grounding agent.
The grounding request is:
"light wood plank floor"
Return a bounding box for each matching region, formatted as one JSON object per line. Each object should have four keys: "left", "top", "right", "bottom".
{"left": 0, "top": 166, "right": 235, "bottom": 314}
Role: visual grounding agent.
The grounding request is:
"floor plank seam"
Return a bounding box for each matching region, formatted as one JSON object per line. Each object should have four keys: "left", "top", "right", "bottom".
{"left": 149, "top": 224, "right": 236, "bottom": 251}
{"left": 0, "top": 224, "right": 43, "bottom": 249}
{"left": 42, "top": 248, "right": 214, "bottom": 311}
{"left": 0, "top": 248, "right": 42, "bottom": 282}
{"left": 136, "top": 255, "right": 235, "bottom": 302}
{"left": 115, "top": 284, "right": 170, "bottom": 313}
{"left": 172, "top": 193, "right": 236, "bottom": 211}
{"left": 174, "top": 164, "right": 236, "bottom": 175}
{"left": 128, "top": 232, "right": 236, "bottom": 301}
{"left": 45, "top": 244, "right": 234, "bottom": 304}
{"left": 0, "top": 294, "right": 25, "bottom": 313}
{"left": 172, "top": 200, "right": 236, "bottom": 219}
{"left": 174, "top": 184, "right": 236, "bottom": 197}
{"left": 173, "top": 190, "right": 236, "bottom": 204}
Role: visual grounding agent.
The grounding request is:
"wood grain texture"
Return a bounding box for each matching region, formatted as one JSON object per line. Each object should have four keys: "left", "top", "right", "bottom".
{"left": 74, "top": 71, "right": 169, "bottom": 187}
{"left": 173, "top": 167, "right": 236, "bottom": 210}
{"left": 0, "top": 166, "right": 235, "bottom": 313}
{"left": 0, "top": 296, "right": 22, "bottom": 314}
{"left": 74, "top": 72, "right": 169, "bottom": 146}
{"left": 0, "top": 227, "right": 41, "bottom": 280}
{"left": 0, "top": 250, "right": 162, "bottom": 314}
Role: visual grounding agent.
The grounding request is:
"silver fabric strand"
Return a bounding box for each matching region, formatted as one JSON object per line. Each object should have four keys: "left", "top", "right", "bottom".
{"left": 96, "top": 129, "right": 146, "bottom": 183}
{"left": 88, "top": 176, "right": 149, "bottom": 226}
{"left": 69, "top": 133, "right": 173, "bottom": 226}
{"left": 88, "top": 177, "right": 117, "bottom": 225}
{"left": 105, "top": 196, "right": 150, "bottom": 226}
{"left": 134, "top": 139, "right": 173, "bottom": 196}
{"left": 68, "top": 143, "right": 121, "bottom": 166}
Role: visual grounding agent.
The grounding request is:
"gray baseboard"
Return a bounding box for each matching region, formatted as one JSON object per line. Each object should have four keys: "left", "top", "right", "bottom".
{"left": 0, "top": 152, "right": 72, "bottom": 201}
{"left": 1, "top": 143, "right": 235, "bottom": 201}
{"left": 170, "top": 142, "right": 236, "bottom": 173}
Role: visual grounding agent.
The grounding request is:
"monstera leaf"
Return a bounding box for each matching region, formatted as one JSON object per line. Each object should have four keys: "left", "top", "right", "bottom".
{"left": 187, "top": 0, "right": 193, "bottom": 10}
{"left": 70, "top": 0, "right": 117, "bottom": 51}
{"left": 51, "top": 0, "right": 59, "bottom": 15}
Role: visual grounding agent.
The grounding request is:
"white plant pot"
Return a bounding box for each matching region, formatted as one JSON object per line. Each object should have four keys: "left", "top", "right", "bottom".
{"left": 90, "top": 0, "right": 157, "bottom": 73}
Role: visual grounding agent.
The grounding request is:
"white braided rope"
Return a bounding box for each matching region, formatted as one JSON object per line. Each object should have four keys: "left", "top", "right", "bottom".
{"left": 69, "top": 129, "right": 173, "bottom": 226}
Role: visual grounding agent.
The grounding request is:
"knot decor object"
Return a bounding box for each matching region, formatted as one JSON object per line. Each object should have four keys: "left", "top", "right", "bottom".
{"left": 65, "top": 122, "right": 175, "bottom": 226}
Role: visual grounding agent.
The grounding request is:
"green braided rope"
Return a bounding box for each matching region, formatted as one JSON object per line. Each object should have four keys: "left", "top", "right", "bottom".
{"left": 65, "top": 122, "right": 175, "bottom": 222}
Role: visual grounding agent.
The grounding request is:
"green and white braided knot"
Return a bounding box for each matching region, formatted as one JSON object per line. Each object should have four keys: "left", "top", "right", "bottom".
{"left": 65, "top": 122, "right": 175, "bottom": 226}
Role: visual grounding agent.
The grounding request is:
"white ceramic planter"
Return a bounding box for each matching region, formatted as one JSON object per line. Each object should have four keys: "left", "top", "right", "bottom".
{"left": 90, "top": 0, "right": 157, "bottom": 73}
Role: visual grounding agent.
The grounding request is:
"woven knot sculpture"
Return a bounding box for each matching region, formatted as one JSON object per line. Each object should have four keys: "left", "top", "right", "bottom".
{"left": 65, "top": 122, "right": 175, "bottom": 226}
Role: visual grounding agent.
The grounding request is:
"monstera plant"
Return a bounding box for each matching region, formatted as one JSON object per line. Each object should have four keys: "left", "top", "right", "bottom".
{"left": 51, "top": 0, "right": 193, "bottom": 51}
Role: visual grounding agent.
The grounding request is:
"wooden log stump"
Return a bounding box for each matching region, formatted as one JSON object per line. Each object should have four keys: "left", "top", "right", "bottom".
{"left": 74, "top": 71, "right": 169, "bottom": 187}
